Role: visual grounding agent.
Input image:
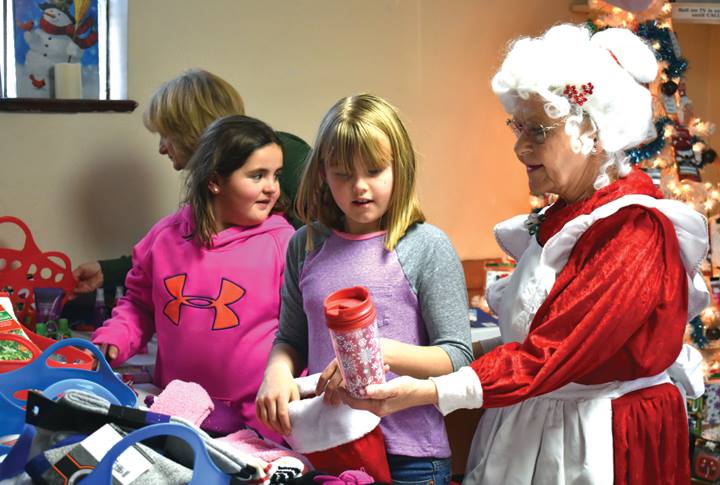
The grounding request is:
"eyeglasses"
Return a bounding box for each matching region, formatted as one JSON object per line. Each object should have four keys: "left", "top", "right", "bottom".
{"left": 506, "top": 118, "right": 563, "bottom": 145}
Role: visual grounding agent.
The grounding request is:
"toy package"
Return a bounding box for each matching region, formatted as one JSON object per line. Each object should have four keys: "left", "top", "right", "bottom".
{"left": 0, "top": 293, "right": 36, "bottom": 362}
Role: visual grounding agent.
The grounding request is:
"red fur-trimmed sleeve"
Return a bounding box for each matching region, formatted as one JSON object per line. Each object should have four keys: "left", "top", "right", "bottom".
{"left": 473, "top": 206, "right": 688, "bottom": 408}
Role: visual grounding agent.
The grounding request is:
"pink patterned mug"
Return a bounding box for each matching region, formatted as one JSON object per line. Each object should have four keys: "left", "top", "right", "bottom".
{"left": 324, "top": 286, "right": 385, "bottom": 399}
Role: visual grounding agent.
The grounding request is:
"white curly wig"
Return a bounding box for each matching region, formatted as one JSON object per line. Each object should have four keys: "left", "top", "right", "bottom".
{"left": 491, "top": 24, "right": 658, "bottom": 189}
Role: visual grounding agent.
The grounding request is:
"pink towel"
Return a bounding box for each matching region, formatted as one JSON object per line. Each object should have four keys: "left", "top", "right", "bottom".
{"left": 218, "top": 429, "right": 312, "bottom": 470}
{"left": 149, "top": 379, "right": 214, "bottom": 426}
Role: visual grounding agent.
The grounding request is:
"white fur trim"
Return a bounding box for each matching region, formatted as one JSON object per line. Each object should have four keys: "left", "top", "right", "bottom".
{"left": 493, "top": 214, "right": 533, "bottom": 260}
{"left": 540, "top": 195, "right": 709, "bottom": 320}
{"left": 285, "top": 374, "right": 381, "bottom": 454}
{"left": 294, "top": 374, "right": 321, "bottom": 398}
{"left": 430, "top": 366, "right": 483, "bottom": 416}
{"left": 485, "top": 276, "right": 511, "bottom": 316}
{"left": 668, "top": 344, "right": 705, "bottom": 400}
{"left": 492, "top": 24, "right": 658, "bottom": 153}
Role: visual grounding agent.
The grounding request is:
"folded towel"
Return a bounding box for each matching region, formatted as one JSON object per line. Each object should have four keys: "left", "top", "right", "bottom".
{"left": 149, "top": 380, "right": 214, "bottom": 426}
{"left": 217, "top": 428, "right": 312, "bottom": 470}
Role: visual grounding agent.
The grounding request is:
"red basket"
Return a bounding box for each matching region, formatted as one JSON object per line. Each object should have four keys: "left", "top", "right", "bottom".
{"left": 0, "top": 216, "right": 76, "bottom": 326}
{"left": 0, "top": 325, "right": 95, "bottom": 373}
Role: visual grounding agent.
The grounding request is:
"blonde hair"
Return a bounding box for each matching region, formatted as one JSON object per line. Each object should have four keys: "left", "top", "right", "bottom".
{"left": 143, "top": 69, "right": 246, "bottom": 165}
{"left": 296, "top": 94, "right": 424, "bottom": 251}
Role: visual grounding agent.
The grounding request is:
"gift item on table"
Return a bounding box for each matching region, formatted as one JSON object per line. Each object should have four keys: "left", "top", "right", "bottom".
{"left": 17, "top": 389, "right": 283, "bottom": 483}
{"left": 0, "top": 294, "right": 39, "bottom": 364}
{"left": 217, "top": 429, "right": 312, "bottom": 472}
{"left": 26, "top": 423, "right": 166, "bottom": 485}
{"left": 148, "top": 379, "right": 245, "bottom": 435}
{"left": 705, "top": 381, "right": 720, "bottom": 427}
{"left": 285, "top": 374, "right": 391, "bottom": 483}
{"left": 24, "top": 390, "right": 169, "bottom": 438}
{"left": 80, "top": 423, "right": 263, "bottom": 485}
{"left": 0, "top": 300, "right": 94, "bottom": 376}
{"left": 118, "top": 365, "right": 154, "bottom": 385}
{"left": 468, "top": 307, "right": 498, "bottom": 328}
{"left": 313, "top": 469, "right": 377, "bottom": 485}
{"left": 689, "top": 395, "right": 705, "bottom": 438}
{"left": 324, "top": 287, "right": 385, "bottom": 399}
{"left": 0, "top": 216, "right": 76, "bottom": 328}
{"left": 712, "top": 278, "right": 720, "bottom": 306}
{"left": 149, "top": 380, "right": 214, "bottom": 426}
{"left": 693, "top": 437, "right": 720, "bottom": 483}
{"left": 34, "top": 288, "right": 65, "bottom": 326}
{"left": 0, "top": 338, "right": 134, "bottom": 457}
{"left": 92, "top": 288, "right": 110, "bottom": 329}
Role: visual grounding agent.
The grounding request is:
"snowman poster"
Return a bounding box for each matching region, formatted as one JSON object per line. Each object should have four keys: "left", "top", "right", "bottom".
{"left": 13, "top": 0, "right": 99, "bottom": 98}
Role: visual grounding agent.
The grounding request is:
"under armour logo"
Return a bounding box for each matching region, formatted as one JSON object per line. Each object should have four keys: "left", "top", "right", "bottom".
{"left": 163, "top": 274, "right": 246, "bottom": 330}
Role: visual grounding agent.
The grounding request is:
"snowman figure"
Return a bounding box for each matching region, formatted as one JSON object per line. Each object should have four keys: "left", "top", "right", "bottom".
{"left": 17, "top": 1, "right": 97, "bottom": 97}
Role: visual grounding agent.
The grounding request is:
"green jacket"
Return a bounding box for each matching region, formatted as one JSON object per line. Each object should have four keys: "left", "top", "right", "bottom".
{"left": 99, "top": 130, "right": 310, "bottom": 289}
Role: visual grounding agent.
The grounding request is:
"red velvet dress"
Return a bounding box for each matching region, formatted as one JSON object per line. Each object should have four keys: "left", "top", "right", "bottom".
{"left": 473, "top": 169, "right": 692, "bottom": 484}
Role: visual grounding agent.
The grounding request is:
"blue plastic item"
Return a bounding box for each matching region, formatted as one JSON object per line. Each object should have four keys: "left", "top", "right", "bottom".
{"left": 0, "top": 424, "right": 35, "bottom": 480}
{"left": 0, "top": 338, "right": 136, "bottom": 454}
{"left": 82, "top": 423, "right": 231, "bottom": 485}
{"left": 43, "top": 378, "right": 121, "bottom": 406}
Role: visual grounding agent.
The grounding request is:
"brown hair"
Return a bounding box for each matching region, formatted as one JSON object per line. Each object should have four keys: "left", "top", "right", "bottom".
{"left": 184, "top": 115, "right": 285, "bottom": 246}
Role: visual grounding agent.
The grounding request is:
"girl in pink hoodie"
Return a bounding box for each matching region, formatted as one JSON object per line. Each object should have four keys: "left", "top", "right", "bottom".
{"left": 92, "top": 115, "right": 295, "bottom": 439}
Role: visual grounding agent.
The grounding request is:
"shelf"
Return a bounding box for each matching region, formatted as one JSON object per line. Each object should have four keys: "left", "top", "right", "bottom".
{"left": 0, "top": 98, "right": 137, "bottom": 113}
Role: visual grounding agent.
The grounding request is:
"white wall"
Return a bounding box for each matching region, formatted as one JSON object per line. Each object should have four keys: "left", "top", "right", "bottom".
{"left": 21, "top": 1, "right": 720, "bottom": 267}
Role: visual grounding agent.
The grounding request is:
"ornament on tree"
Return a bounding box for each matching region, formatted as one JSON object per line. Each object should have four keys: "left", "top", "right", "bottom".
{"left": 691, "top": 316, "right": 709, "bottom": 349}
{"left": 661, "top": 80, "right": 678, "bottom": 96}
{"left": 708, "top": 327, "right": 720, "bottom": 341}
{"left": 678, "top": 81, "right": 693, "bottom": 124}
{"left": 704, "top": 149, "right": 718, "bottom": 165}
{"left": 662, "top": 93, "right": 679, "bottom": 115}
{"left": 673, "top": 126, "right": 702, "bottom": 181}
{"left": 641, "top": 166, "right": 663, "bottom": 187}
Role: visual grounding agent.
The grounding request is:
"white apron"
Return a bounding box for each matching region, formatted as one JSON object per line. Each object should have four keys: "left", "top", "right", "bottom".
{"left": 465, "top": 195, "right": 708, "bottom": 485}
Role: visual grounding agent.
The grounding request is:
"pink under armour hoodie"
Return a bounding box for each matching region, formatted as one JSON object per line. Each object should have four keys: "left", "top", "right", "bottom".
{"left": 92, "top": 206, "right": 294, "bottom": 439}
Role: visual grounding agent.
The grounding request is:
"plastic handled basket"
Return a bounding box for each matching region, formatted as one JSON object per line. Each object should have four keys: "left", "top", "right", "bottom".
{"left": 0, "top": 324, "right": 94, "bottom": 373}
{"left": 0, "top": 338, "right": 136, "bottom": 455}
{"left": 81, "top": 423, "right": 232, "bottom": 485}
{"left": 0, "top": 216, "right": 76, "bottom": 326}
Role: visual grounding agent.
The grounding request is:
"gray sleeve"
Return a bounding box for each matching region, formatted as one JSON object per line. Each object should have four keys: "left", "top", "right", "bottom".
{"left": 396, "top": 223, "right": 474, "bottom": 370}
{"left": 274, "top": 227, "right": 310, "bottom": 357}
{"left": 274, "top": 224, "right": 330, "bottom": 358}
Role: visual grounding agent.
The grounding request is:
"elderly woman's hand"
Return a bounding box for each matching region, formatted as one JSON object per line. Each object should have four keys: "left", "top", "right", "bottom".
{"left": 339, "top": 376, "right": 438, "bottom": 417}
{"left": 315, "top": 358, "right": 345, "bottom": 406}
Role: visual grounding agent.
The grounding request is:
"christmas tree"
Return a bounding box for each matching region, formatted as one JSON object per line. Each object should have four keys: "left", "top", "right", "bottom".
{"left": 584, "top": 0, "right": 719, "bottom": 362}
{"left": 585, "top": 1, "right": 720, "bottom": 469}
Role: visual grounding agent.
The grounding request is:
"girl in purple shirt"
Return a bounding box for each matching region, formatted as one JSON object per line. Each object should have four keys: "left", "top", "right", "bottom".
{"left": 256, "top": 94, "right": 472, "bottom": 483}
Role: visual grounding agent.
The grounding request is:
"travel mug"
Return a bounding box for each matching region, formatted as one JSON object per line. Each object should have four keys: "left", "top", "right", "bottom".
{"left": 324, "top": 286, "right": 385, "bottom": 399}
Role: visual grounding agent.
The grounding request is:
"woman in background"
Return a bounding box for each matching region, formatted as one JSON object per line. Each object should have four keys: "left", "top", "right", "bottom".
{"left": 72, "top": 68, "right": 309, "bottom": 294}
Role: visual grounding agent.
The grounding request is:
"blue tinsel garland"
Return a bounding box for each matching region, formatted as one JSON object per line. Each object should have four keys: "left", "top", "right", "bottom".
{"left": 625, "top": 117, "right": 673, "bottom": 165}
{"left": 690, "top": 315, "right": 708, "bottom": 349}
{"left": 636, "top": 21, "right": 688, "bottom": 78}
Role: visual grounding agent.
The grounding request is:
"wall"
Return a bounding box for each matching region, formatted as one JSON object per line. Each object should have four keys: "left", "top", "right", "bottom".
{"left": 676, "top": 22, "right": 720, "bottom": 182}
{"left": 1, "top": 1, "right": 716, "bottom": 267}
